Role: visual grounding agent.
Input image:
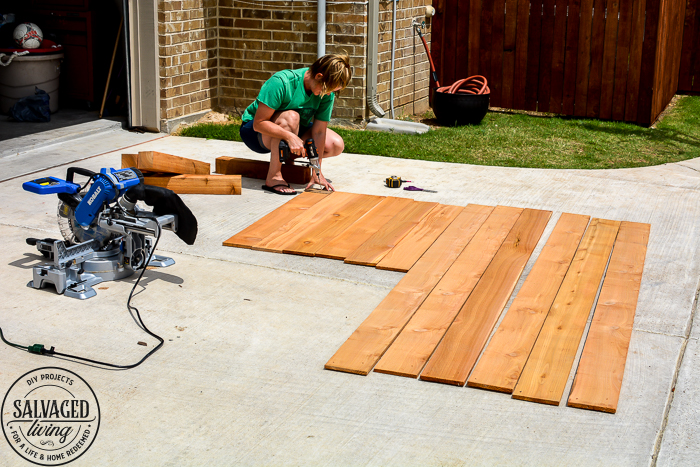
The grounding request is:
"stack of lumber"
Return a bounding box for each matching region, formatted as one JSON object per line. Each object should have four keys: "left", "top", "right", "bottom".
{"left": 223, "top": 191, "right": 650, "bottom": 413}
{"left": 215, "top": 156, "right": 311, "bottom": 184}
{"left": 121, "top": 151, "right": 241, "bottom": 195}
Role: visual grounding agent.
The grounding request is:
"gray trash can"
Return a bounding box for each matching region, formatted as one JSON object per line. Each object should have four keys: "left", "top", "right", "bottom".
{"left": 0, "top": 52, "right": 64, "bottom": 114}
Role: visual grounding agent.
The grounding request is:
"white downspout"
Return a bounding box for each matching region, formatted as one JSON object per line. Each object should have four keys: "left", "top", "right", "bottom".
{"left": 390, "top": 0, "right": 397, "bottom": 118}
{"left": 318, "top": 0, "right": 326, "bottom": 58}
{"left": 366, "top": 0, "right": 385, "bottom": 117}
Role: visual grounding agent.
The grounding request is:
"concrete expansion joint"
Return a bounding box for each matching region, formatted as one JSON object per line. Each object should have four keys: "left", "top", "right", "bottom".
{"left": 634, "top": 327, "right": 688, "bottom": 339}
{"left": 1, "top": 128, "right": 120, "bottom": 160}
{"left": 676, "top": 163, "right": 700, "bottom": 174}
{"left": 1, "top": 222, "right": 57, "bottom": 235}
{"left": 571, "top": 170, "right": 700, "bottom": 191}
{"left": 157, "top": 247, "right": 397, "bottom": 290}
{"left": 650, "top": 280, "right": 700, "bottom": 465}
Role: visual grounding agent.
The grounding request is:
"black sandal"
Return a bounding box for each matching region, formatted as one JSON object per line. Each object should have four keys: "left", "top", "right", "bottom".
{"left": 261, "top": 183, "right": 297, "bottom": 195}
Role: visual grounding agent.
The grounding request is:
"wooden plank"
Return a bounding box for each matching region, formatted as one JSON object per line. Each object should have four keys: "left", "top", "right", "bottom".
{"left": 568, "top": 222, "right": 650, "bottom": 413}
{"left": 315, "top": 197, "right": 413, "bottom": 260}
{"left": 137, "top": 151, "right": 210, "bottom": 175}
{"left": 585, "top": 0, "right": 608, "bottom": 118}
{"left": 121, "top": 153, "right": 138, "bottom": 169}
{"left": 512, "top": 218, "right": 621, "bottom": 405}
{"left": 598, "top": 0, "right": 621, "bottom": 120}
{"left": 252, "top": 192, "right": 369, "bottom": 253}
{"left": 513, "top": 0, "right": 532, "bottom": 110}
{"left": 611, "top": 0, "right": 634, "bottom": 120}
{"left": 467, "top": 0, "right": 482, "bottom": 76}
{"left": 419, "top": 209, "right": 552, "bottom": 386}
{"left": 467, "top": 213, "right": 590, "bottom": 393}
{"left": 677, "top": 0, "right": 696, "bottom": 91}
{"left": 223, "top": 192, "right": 329, "bottom": 249}
{"left": 624, "top": 0, "right": 647, "bottom": 122}
{"left": 376, "top": 204, "right": 464, "bottom": 273}
{"left": 536, "top": 0, "right": 555, "bottom": 113}
{"left": 478, "top": 0, "right": 494, "bottom": 79}
{"left": 443, "top": 0, "right": 460, "bottom": 86}
{"left": 143, "top": 174, "right": 241, "bottom": 195}
{"left": 635, "top": 0, "right": 661, "bottom": 125}
{"left": 215, "top": 156, "right": 312, "bottom": 185}
{"left": 501, "top": 0, "right": 520, "bottom": 108}
{"left": 324, "top": 205, "right": 495, "bottom": 375}
{"left": 574, "top": 0, "right": 595, "bottom": 116}
{"left": 374, "top": 206, "right": 524, "bottom": 378}
{"left": 281, "top": 194, "right": 384, "bottom": 256}
{"left": 344, "top": 201, "right": 439, "bottom": 267}
{"left": 548, "top": 0, "right": 569, "bottom": 113}
{"left": 689, "top": 3, "right": 700, "bottom": 92}
{"left": 524, "top": 0, "right": 544, "bottom": 111}
{"left": 490, "top": 0, "right": 507, "bottom": 107}
{"left": 562, "top": 0, "right": 582, "bottom": 114}
{"left": 432, "top": 0, "right": 446, "bottom": 92}
{"left": 454, "top": 0, "right": 471, "bottom": 80}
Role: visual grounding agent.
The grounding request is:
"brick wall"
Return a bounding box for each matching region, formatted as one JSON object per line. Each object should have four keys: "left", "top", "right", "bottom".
{"left": 157, "top": 0, "right": 434, "bottom": 127}
{"left": 158, "top": 0, "right": 218, "bottom": 126}
{"left": 377, "top": 0, "right": 433, "bottom": 117}
{"left": 216, "top": 1, "right": 367, "bottom": 121}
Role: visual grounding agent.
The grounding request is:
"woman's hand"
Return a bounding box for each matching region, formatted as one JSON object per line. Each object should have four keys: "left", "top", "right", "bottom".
{"left": 286, "top": 134, "right": 305, "bottom": 158}
{"left": 307, "top": 171, "right": 334, "bottom": 192}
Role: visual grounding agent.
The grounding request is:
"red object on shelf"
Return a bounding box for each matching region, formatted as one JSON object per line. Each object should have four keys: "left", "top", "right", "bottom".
{"left": 0, "top": 39, "right": 63, "bottom": 54}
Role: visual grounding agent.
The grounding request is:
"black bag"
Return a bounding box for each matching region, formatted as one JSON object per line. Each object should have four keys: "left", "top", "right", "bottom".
{"left": 9, "top": 87, "right": 50, "bottom": 122}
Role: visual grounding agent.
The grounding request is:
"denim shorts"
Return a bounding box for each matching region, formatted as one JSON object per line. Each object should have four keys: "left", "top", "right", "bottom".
{"left": 239, "top": 119, "right": 312, "bottom": 154}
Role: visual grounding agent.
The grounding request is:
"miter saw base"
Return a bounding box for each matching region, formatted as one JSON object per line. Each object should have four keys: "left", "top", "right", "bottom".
{"left": 27, "top": 237, "right": 175, "bottom": 300}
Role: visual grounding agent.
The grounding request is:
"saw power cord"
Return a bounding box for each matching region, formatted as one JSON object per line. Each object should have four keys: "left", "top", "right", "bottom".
{"left": 0, "top": 209, "right": 165, "bottom": 370}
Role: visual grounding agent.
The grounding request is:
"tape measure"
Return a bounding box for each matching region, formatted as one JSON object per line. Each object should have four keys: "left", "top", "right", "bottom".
{"left": 385, "top": 176, "right": 402, "bottom": 188}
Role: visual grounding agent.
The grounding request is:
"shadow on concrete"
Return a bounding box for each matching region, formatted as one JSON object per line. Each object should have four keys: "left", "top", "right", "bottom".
{"left": 0, "top": 109, "right": 125, "bottom": 142}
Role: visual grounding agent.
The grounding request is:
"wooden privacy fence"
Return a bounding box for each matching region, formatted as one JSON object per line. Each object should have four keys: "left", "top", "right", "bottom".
{"left": 431, "top": 0, "right": 688, "bottom": 126}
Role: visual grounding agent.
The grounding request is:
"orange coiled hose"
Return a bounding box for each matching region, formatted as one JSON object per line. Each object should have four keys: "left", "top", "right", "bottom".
{"left": 436, "top": 75, "right": 490, "bottom": 95}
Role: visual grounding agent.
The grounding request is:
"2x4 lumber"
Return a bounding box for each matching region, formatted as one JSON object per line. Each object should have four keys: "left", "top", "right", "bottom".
{"left": 467, "top": 213, "right": 591, "bottom": 393}
{"left": 374, "top": 206, "right": 525, "bottom": 378}
{"left": 419, "top": 209, "right": 552, "bottom": 386}
{"left": 136, "top": 151, "right": 210, "bottom": 175}
{"left": 121, "top": 153, "right": 139, "bottom": 170}
{"left": 315, "top": 197, "right": 414, "bottom": 260}
{"left": 215, "top": 156, "right": 311, "bottom": 185}
{"left": 222, "top": 192, "right": 329, "bottom": 249}
{"left": 567, "top": 221, "right": 650, "bottom": 413}
{"left": 252, "top": 192, "right": 372, "bottom": 254}
{"left": 142, "top": 175, "right": 241, "bottom": 195}
{"left": 324, "top": 204, "right": 495, "bottom": 375}
{"left": 376, "top": 204, "right": 464, "bottom": 273}
{"left": 281, "top": 194, "right": 385, "bottom": 256}
{"left": 344, "top": 201, "right": 439, "bottom": 267}
{"left": 512, "top": 218, "right": 621, "bottom": 405}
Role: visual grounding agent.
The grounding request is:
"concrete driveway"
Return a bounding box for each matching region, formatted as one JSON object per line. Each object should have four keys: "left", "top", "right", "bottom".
{"left": 0, "top": 121, "right": 699, "bottom": 466}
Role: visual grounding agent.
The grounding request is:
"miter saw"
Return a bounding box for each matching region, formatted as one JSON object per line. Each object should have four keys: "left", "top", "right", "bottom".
{"left": 22, "top": 166, "right": 198, "bottom": 299}
{"left": 0, "top": 166, "right": 197, "bottom": 368}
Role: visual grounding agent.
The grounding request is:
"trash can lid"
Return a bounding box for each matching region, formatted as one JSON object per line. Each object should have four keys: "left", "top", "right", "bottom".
{"left": 0, "top": 39, "right": 63, "bottom": 55}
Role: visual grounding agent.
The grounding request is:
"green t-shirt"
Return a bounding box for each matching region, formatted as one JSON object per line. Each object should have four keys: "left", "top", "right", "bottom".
{"left": 241, "top": 67, "right": 335, "bottom": 127}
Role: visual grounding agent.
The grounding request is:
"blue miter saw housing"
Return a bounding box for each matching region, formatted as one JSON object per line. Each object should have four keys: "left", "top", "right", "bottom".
{"left": 23, "top": 167, "right": 143, "bottom": 228}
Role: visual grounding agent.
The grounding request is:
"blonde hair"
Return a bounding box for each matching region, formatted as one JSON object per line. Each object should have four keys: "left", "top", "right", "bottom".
{"left": 310, "top": 53, "right": 352, "bottom": 95}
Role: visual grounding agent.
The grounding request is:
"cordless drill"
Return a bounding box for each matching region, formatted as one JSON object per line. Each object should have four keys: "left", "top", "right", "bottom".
{"left": 279, "top": 138, "right": 323, "bottom": 183}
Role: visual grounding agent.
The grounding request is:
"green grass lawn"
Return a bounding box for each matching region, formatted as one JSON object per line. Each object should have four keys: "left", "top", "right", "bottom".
{"left": 179, "top": 95, "right": 700, "bottom": 169}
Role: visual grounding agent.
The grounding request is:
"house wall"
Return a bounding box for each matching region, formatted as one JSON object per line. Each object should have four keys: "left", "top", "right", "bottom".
{"left": 158, "top": 0, "right": 218, "bottom": 126}
{"left": 157, "top": 0, "right": 434, "bottom": 129}
{"left": 217, "top": 0, "right": 367, "bottom": 120}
